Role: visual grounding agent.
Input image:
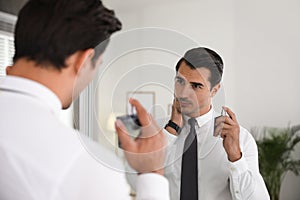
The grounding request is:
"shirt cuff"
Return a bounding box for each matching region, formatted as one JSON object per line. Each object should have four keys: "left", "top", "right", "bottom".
{"left": 163, "top": 129, "right": 177, "bottom": 141}
{"left": 136, "top": 173, "right": 170, "bottom": 200}
{"left": 229, "top": 155, "right": 249, "bottom": 178}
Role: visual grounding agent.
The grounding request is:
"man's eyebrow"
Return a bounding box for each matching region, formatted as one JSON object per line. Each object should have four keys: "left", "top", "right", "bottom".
{"left": 175, "top": 75, "right": 184, "bottom": 79}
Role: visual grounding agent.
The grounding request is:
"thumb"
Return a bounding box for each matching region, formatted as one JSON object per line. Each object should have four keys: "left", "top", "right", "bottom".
{"left": 115, "top": 119, "right": 136, "bottom": 151}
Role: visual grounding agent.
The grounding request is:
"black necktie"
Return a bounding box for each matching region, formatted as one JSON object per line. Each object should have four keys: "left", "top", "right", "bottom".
{"left": 180, "top": 118, "right": 198, "bottom": 200}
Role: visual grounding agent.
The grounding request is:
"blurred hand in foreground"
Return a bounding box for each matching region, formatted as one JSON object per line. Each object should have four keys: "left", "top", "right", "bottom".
{"left": 115, "top": 98, "right": 166, "bottom": 175}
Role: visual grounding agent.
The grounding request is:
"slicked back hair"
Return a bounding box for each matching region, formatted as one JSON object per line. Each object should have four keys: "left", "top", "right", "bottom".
{"left": 175, "top": 47, "right": 224, "bottom": 89}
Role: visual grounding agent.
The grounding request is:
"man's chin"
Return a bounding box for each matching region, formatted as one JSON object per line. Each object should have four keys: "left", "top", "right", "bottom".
{"left": 180, "top": 109, "right": 192, "bottom": 116}
{"left": 181, "top": 108, "right": 200, "bottom": 118}
{"left": 62, "top": 99, "right": 73, "bottom": 110}
{"left": 62, "top": 104, "right": 71, "bottom": 110}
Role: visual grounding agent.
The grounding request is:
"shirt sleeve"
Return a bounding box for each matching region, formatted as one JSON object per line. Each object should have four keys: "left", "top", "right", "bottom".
{"left": 228, "top": 128, "right": 270, "bottom": 200}
{"left": 136, "top": 173, "right": 170, "bottom": 200}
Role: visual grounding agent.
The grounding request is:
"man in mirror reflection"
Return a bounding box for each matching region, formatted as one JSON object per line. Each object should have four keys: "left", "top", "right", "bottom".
{"left": 0, "top": 0, "right": 169, "bottom": 199}
{"left": 164, "top": 47, "right": 270, "bottom": 200}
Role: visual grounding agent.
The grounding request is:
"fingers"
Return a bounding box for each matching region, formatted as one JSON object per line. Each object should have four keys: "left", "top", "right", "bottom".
{"left": 214, "top": 122, "right": 231, "bottom": 137}
{"left": 215, "top": 125, "right": 235, "bottom": 139}
{"left": 220, "top": 129, "right": 232, "bottom": 138}
{"left": 116, "top": 99, "right": 167, "bottom": 174}
{"left": 172, "top": 99, "right": 177, "bottom": 111}
{"left": 115, "top": 119, "right": 136, "bottom": 151}
{"left": 222, "top": 106, "right": 237, "bottom": 122}
{"left": 170, "top": 98, "right": 183, "bottom": 127}
{"left": 139, "top": 115, "right": 161, "bottom": 138}
{"left": 173, "top": 98, "right": 181, "bottom": 114}
{"left": 129, "top": 98, "right": 161, "bottom": 138}
{"left": 129, "top": 98, "right": 151, "bottom": 126}
{"left": 215, "top": 115, "right": 234, "bottom": 127}
{"left": 214, "top": 107, "right": 239, "bottom": 138}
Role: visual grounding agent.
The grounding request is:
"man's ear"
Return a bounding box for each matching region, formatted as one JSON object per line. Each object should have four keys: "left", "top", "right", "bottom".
{"left": 69, "top": 48, "right": 95, "bottom": 74}
{"left": 6, "top": 66, "right": 12, "bottom": 75}
{"left": 211, "top": 83, "right": 221, "bottom": 97}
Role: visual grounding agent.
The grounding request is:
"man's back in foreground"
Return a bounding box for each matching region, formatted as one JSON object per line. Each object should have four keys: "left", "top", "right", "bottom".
{"left": 0, "top": 0, "right": 169, "bottom": 199}
{"left": 0, "top": 76, "right": 132, "bottom": 200}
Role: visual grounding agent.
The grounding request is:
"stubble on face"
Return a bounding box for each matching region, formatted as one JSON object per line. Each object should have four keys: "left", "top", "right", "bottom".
{"left": 175, "top": 62, "right": 213, "bottom": 117}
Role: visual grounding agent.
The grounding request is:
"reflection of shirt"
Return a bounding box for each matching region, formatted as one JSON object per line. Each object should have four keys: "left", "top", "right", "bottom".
{"left": 164, "top": 108, "right": 270, "bottom": 200}
{"left": 0, "top": 76, "right": 169, "bottom": 200}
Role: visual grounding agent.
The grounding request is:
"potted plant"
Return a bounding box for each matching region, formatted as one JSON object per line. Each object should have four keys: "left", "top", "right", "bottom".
{"left": 252, "top": 125, "right": 300, "bottom": 200}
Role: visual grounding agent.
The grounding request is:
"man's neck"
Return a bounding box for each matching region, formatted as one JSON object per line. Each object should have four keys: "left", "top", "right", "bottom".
{"left": 187, "top": 105, "right": 212, "bottom": 118}
{"left": 7, "top": 59, "right": 74, "bottom": 108}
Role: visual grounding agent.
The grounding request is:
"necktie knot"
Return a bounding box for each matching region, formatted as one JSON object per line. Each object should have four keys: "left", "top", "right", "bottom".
{"left": 188, "top": 118, "right": 196, "bottom": 130}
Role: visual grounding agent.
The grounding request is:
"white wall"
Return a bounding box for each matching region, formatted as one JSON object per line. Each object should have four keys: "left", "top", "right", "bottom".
{"left": 99, "top": 0, "right": 300, "bottom": 199}
{"left": 233, "top": 1, "right": 300, "bottom": 199}
{"left": 233, "top": 0, "right": 300, "bottom": 129}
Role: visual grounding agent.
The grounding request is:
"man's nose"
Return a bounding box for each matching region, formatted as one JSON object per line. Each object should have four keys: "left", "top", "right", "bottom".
{"left": 176, "top": 84, "right": 193, "bottom": 98}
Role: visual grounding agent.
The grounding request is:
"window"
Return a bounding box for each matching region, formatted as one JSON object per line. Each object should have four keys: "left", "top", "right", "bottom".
{"left": 0, "top": 11, "right": 16, "bottom": 76}
{"left": 0, "top": 33, "right": 14, "bottom": 76}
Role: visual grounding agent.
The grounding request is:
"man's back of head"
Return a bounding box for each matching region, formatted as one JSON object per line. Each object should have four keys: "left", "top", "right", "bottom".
{"left": 13, "top": 0, "right": 122, "bottom": 70}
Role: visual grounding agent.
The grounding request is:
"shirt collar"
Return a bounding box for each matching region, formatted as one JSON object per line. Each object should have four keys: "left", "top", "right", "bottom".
{"left": 183, "top": 106, "right": 214, "bottom": 127}
{"left": 0, "top": 75, "right": 62, "bottom": 112}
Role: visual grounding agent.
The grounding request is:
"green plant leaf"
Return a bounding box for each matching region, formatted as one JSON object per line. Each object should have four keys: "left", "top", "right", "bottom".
{"left": 253, "top": 125, "right": 300, "bottom": 200}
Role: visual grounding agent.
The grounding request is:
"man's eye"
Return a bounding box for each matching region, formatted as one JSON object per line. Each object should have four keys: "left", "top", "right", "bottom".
{"left": 176, "top": 78, "right": 184, "bottom": 85}
{"left": 191, "top": 84, "right": 202, "bottom": 89}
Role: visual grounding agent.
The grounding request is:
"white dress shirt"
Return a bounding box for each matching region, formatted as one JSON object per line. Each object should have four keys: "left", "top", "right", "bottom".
{"left": 164, "top": 108, "right": 270, "bottom": 200}
{"left": 0, "top": 76, "right": 169, "bottom": 200}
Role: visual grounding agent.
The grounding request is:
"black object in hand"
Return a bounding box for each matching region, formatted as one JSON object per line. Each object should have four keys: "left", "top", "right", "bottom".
{"left": 117, "top": 114, "right": 141, "bottom": 148}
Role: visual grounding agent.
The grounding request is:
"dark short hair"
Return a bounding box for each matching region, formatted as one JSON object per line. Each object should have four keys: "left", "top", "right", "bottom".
{"left": 13, "top": 0, "right": 121, "bottom": 70}
{"left": 175, "top": 47, "right": 224, "bottom": 89}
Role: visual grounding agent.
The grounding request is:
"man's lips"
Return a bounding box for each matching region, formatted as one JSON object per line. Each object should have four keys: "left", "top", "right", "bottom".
{"left": 178, "top": 101, "right": 191, "bottom": 107}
